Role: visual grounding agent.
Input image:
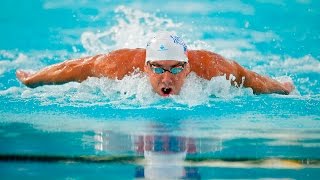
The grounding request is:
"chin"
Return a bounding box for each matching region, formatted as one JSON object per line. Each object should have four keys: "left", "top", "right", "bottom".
{"left": 159, "top": 93, "right": 170, "bottom": 97}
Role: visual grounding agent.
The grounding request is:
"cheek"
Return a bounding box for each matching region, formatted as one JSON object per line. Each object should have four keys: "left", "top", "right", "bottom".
{"left": 175, "top": 74, "right": 187, "bottom": 86}
{"left": 149, "top": 75, "right": 160, "bottom": 86}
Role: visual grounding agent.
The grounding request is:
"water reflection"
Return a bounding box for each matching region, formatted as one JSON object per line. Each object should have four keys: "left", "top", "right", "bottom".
{"left": 93, "top": 124, "right": 222, "bottom": 179}
{"left": 136, "top": 135, "right": 197, "bottom": 179}
{"left": 1, "top": 122, "right": 319, "bottom": 179}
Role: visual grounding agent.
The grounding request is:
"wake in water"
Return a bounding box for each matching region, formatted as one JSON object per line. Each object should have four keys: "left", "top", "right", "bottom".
{"left": 0, "top": 6, "right": 318, "bottom": 108}
{"left": 0, "top": 70, "right": 257, "bottom": 108}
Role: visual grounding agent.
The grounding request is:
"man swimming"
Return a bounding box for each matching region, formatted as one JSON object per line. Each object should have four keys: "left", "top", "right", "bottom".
{"left": 16, "top": 32, "right": 294, "bottom": 96}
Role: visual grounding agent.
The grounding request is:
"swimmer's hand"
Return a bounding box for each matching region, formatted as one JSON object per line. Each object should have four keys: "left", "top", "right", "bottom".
{"left": 16, "top": 70, "right": 34, "bottom": 87}
{"left": 281, "top": 82, "right": 295, "bottom": 95}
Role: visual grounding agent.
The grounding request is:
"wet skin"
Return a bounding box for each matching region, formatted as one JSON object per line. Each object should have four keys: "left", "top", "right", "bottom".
{"left": 16, "top": 48, "right": 294, "bottom": 95}
{"left": 144, "top": 60, "right": 190, "bottom": 97}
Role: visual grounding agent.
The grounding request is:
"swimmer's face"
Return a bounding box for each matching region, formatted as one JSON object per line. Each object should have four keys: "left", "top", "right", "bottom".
{"left": 144, "top": 60, "right": 190, "bottom": 97}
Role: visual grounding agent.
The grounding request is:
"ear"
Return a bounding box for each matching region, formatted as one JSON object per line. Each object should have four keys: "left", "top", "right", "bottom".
{"left": 144, "top": 63, "right": 148, "bottom": 72}
{"left": 184, "top": 63, "right": 191, "bottom": 76}
{"left": 144, "top": 62, "right": 152, "bottom": 74}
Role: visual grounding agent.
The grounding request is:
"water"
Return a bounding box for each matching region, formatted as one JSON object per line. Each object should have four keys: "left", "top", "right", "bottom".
{"left": 0, "top": 0, "right": 320, "bottom": 179}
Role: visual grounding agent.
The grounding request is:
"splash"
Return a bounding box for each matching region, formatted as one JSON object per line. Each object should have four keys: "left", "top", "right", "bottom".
{"left": 81, "top": 6, "right": 182, "bottom": 54}
{"left": 172, "top": 73, "right": 254, "bottom": 106}
{"left": 14, "top": 72, "right": 158, "bottom": 108}
{"left": 2, "top": 71, "right": 254, "bottom": 108}
{"left": 0, "top": 49, "right": 79, "bottom": 76}
{"left": 253, "top": 55, "right": 320, "bottom": 74}
{"left": 0, "top": 51, "right": 33, "bottom": 75}
{"left": 1, "top": 5, "right": 319, "bottom": 108}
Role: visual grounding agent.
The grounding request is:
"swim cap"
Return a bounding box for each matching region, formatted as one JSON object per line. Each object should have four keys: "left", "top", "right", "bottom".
{"left": 146, "top": 32, "right": 188, "bottom": 63}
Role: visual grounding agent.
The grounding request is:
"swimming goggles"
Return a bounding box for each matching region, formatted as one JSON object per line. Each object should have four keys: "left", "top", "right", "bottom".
{"left": 148, "top": 62, "right": 186, "bottom": 75}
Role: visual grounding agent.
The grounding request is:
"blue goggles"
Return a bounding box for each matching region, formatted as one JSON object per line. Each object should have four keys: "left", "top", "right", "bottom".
{"left": 148, "top": 62, "right": 186, "bottom": 75}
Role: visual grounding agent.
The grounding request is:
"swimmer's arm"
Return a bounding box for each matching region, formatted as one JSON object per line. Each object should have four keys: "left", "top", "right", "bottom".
{"left": 234, "top": 62, "right": 294, "bottom": 95}
{"left": 16, "top": 54, "right": 102, "bottom": 88}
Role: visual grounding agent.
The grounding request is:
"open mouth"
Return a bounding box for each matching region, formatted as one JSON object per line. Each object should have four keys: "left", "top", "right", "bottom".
{"left": 161, "top": 88, "right": 172, "bottom": 96}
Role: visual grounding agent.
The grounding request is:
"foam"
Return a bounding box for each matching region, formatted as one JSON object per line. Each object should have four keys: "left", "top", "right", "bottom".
{"left": 1, "top": 5, "right": 319, "bottom": 108}
{"left": 0, "top": 49, "right": 80, "bottom": 76}
{"left": 1, "top": 71, "right": 254, "bottom": 108}
{"left": 81, "top": 6, "right": 181, "bottom": 54}
{"left": 53, "top": 5, "right": 320, "bottom": 77}
{"left": 272, "top": 55, "right": 320, "bottom": 73}
{"left": 172, "top": 73, "right": 253, "bottom": 106}
{"left": 5, "top": 69, "right": 308, "bottom": 108}
{"left": 11, "top": 72, "right": 159, "bottom": 108}
{"left": 0, "top": 51, "right": 30, "bottom": 75}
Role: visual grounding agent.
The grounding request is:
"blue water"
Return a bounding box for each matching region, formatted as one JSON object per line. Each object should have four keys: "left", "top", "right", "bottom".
{"left": 1, "top": 0, "right": 320, "bottom": 179}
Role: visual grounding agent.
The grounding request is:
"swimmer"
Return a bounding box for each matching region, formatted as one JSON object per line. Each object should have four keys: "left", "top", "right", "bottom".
{"left": 16, "top": 32, "right": 294, "bottom": 96}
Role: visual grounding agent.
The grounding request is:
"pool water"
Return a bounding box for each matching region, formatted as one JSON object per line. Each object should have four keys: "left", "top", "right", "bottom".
{"left": 0, "top": 0, "right": 320, "bottom": 179}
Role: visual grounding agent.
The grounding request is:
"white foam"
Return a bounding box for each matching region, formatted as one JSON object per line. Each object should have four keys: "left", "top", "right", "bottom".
{"left": 1, "top": 5, "right": 319, "bottom": 107}
{"left": 1, "top": 71, "right": 255, "bottom": 108}
{"left": 173, "top": 73, "right": 253, "bottom": 106}
{"left": 0, "top": 87, "right": 22, "bottom": 96}
{"left": 252, "top": 55, "right": 320, "bottom": 74}
{"left": 81, "top": 6, "right": 181, "bottom": 54}
{"left": 9, "top": 72, "right": 159, "bottom": 108}
{"left": 0, "top": 52, "right": 30, "bottom": 75}
{"left": 0, "top": 49, "right": 80, "bottom": 76}
{"left": 43, "top": 5, "right": 319, "bottom": 77}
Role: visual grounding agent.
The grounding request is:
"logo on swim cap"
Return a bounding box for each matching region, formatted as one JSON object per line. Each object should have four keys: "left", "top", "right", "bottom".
{"left": 158, "top": 44, "right": 168, "bottom": 51}
{"left": 146, "top": 32, "right": 188, "bottom": 63}
{"left": 170, "top": 35, "right": 187, "bottom": 53}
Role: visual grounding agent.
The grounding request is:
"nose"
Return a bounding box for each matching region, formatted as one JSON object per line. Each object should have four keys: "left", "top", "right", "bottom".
{"left": 161, "top": 71, "right": 173, "bottom": 86}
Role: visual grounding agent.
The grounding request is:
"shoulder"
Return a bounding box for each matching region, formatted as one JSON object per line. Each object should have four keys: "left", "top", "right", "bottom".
{"left": 187, "top": 50, "right": 225, "bottom": 63}
{"left": 95, "top": 48, "right": 146, "bottom": 64}
{"left": 187, "top": 50, "right": 226, "bottom": 79}
{"left": 107, "top": 48, "right": 145, "bottom": 57}
{"left": 93, "top": 48, "right": 146, "bottom": 79}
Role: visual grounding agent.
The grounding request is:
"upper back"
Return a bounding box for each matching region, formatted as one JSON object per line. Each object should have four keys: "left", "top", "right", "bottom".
{"left": 93, "top": 48, "right": 233, "bottom": 80}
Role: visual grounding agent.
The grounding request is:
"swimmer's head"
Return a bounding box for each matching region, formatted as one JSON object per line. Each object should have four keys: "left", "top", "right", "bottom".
{"left": 144, "top": 32, "right": 190, "bottom": 97}
{"left": 146, "top": 32, "right": 188, "bottom": 63}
